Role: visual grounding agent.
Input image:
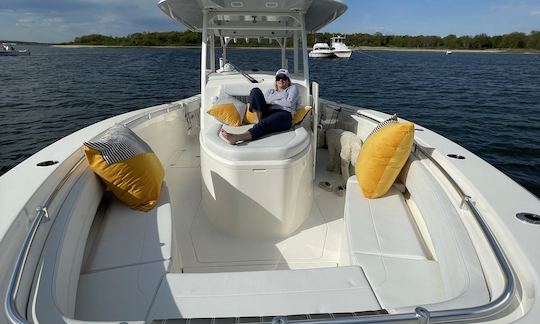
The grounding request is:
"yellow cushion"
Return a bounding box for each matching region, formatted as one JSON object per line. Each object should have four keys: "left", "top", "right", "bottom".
{"left": 243, "top": 104, "right": 258, "bottom": 124}
{"left": 355, "top": 122, "right": 414, "bottom": 198}
{"left": 292, "top": 106, "right": 312, "bottom": 126}
{"left": 83, "top": 125, "right": 164, "bottom": 211}
{"left": 208, "top": 103, "right": 245, "bottom": 126}
{"left": 208, "top": 91, "right": 247, "bottom": 126}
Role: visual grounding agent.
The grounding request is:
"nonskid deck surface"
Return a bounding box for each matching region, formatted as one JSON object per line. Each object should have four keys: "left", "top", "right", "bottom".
{"left": 166, "top": 134, "right": 348, "bottom": 273}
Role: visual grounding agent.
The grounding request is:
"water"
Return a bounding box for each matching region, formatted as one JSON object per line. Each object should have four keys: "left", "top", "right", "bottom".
{"left": 1, "top": 46, "right": 539, "bottom": 197}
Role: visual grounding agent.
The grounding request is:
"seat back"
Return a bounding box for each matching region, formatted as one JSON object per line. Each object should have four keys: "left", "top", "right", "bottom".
{"left": 398, "top": 156, "right": 489, "bottom": 307}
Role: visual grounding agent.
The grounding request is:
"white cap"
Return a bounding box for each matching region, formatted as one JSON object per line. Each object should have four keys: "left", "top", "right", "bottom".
{"left": 275, "top": 68, "right": 291, "bottom": 79}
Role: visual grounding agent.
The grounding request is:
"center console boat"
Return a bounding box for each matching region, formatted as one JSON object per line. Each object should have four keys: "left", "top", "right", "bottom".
{"left": 1, "top": 1, "right": 539, "bottom": 323}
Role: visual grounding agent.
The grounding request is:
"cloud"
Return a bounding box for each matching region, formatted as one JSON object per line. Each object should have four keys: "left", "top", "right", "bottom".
{"left": 0, "top": 1, "right": 181, "bottom": 43}
{"left": 15, "top": 13, "right": 64, "bottom": 29}
{"left": 1, "top": 9, "right": 84, "bottom": 41}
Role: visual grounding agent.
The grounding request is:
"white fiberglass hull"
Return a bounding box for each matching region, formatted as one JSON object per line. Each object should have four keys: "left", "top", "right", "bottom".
{"left": 0, "top": 50, "right": 30, "bottom": 56}
{"left": 333, "top": 50, "right": 352, "bottom": 58}
{"left": 309, "top": 50, "right": 335, "bottom": 58}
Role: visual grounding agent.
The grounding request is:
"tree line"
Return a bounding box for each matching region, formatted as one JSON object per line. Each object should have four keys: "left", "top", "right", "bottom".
{"left": 334, "top": 31, "right": 540, "bottom": 49}
{"left": 65, "top": 30, "right": 540, "bottom": 50}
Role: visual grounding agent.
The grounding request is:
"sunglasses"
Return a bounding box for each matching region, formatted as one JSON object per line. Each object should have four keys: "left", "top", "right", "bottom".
{"left": 275, "top": 75, "right": 289, "bottom": 81}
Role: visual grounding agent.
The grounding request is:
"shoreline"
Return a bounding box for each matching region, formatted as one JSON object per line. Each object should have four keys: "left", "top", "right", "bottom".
{"left": 352, "top": 46, "right": 540, "bottom": 54}
{"left": 352, "top": 46, "right": 501, "bottom": 53}
{"left": 52, "top": 44, "right": 540, "bottom": 53}
{"left": 52, "top": 44, "right": 197, "bottom": 49}
{"left": 53, "top": 45, "right": 288, "bottom": 50}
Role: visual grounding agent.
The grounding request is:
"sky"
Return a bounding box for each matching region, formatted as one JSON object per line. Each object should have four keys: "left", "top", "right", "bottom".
{"left": 1, "top": 0, "right": 539, "bottom": 43}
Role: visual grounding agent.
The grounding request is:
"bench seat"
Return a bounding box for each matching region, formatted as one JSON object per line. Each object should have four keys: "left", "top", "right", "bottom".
{"left": 75, "top": 183, "right": 173, "bottom": 320}
{"left": 82, "top": 185, "right": 172, "bottom": 272}
{"left": 344, "top": 157, "right": 490, "bottom": 311}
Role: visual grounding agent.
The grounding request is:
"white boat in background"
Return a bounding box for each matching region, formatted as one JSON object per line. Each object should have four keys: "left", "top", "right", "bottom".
{"left": 446, "top": 50, "right": 453, "bottom": 55}
{"left": 308, "top": 42, "right": 334, "bottom": 58}
{"left": 0, "top": 43, "right": 30, "bottom": 56}
{"left": 330, "top": 34, "right": 353, "bottom": 58}
{"left": 1, "top": 0, "right": 540, "bottom": 323}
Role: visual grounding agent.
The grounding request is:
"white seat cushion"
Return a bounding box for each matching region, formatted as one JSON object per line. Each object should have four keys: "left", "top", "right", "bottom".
{"left": 203, "top": 123, "right": 311, "bottom": 161}
{"left": 76, "top": 184, "right": 173, "bottom": 321}
{"left": 83, "top": 184, "right": 172, "bottom": 272}
{"left": 345, "top": 179, "right": 426, "bottom": 260}
{"left": 344, "top": 177, "right": 446, "bottom": 309}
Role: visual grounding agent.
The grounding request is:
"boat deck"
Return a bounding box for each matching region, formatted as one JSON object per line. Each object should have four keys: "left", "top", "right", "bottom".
{"left": 166, "top": 133, "right": 348, "bottom": 273}
{"left": 25, "top": 106, "right": 512, "bottom": 321}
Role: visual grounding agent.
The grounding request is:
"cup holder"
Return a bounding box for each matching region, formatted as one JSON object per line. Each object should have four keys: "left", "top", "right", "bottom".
{"left": 447, "top": 154, "right": 465, "bottom": 160}
{"left": 516, "top": 213, "right": 540, "bottom": 225}
{"left": 36, "top": 160, "right": 59, "bottom": 167}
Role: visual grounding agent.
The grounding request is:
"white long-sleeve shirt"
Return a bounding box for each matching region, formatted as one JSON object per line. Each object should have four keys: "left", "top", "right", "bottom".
{"left": 264, "top": 84, "right": 299, "bottom": 116}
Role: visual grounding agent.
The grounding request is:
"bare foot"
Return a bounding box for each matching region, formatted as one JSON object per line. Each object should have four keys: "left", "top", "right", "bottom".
{"left": 220, "top": 128, "right": 237, "bottom": 144}
{"left": 220, "top": 128, "right": 252, "bottom": 145}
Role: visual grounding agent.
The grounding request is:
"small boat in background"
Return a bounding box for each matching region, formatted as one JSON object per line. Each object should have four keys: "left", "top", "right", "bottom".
{"left": 1, "top": 43, "right": 30, "bottom": 56}
{"left": 309, "top": 42, "right": 334, "bottom": 58}
{"left": 331, "top": 34, "right": 353, "bottom": 58}
{"left": 445, "top": 50, "right": 453, "bottom": 55}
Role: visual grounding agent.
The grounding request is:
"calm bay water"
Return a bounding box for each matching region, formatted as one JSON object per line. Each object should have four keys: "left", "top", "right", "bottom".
{"left": 1, "top": 45, "right": 539, "bottom": 197}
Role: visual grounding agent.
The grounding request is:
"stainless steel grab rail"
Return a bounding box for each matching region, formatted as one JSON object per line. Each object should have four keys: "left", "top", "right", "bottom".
{"left": 4, "top": 102, "right": 187, "bottom": 324}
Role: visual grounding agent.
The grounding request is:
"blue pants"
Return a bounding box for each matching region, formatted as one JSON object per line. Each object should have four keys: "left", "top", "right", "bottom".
{"left": 248, "top": 88, "right": 292, "bottom": 140}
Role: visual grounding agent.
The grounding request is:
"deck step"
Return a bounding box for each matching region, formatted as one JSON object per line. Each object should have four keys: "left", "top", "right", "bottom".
{"left": 147, "top": 266, "right": 381, "bottom": 320}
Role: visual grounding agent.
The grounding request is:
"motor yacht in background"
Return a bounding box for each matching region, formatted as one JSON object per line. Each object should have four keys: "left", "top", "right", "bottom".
{"left": 1, "top": 0, "right": 539, "bottom": 323}
{"left": 330, "top": 34, "right": 353, "bottom": 58}
{"left": 308, "top": 42, "right": 335, "bottom": 58}
{"left": 0, "top": 43, "right": 30, "bottom": 56}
